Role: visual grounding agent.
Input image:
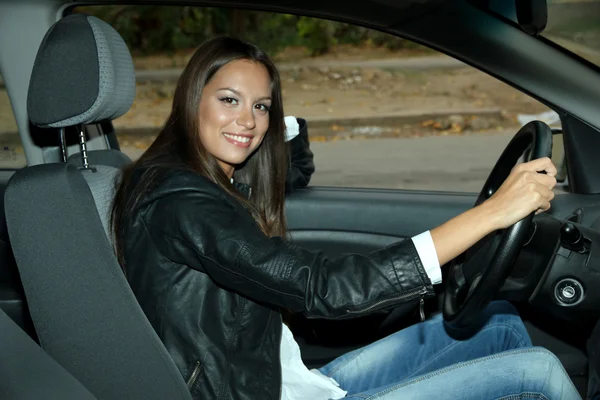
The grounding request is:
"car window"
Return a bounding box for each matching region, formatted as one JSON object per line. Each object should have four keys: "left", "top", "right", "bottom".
{"left": 0, "top": 74, "right": 25, "bottom": 169}
{"left": 544, "top": 0, "right": 600, "bottom": 68}
{"left": 79, "top": 6, "right": 559, "bottom": 192}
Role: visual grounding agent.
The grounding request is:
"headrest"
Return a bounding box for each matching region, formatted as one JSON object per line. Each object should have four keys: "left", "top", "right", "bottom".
{"left": 27, "top": 14, "right": 135, "bottom": 128}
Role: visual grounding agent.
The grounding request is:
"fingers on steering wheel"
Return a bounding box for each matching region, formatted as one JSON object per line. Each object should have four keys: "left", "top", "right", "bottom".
{"left": 536, "top": 173, "right": 558, "bottom": 189}
{"left": 528, "top": 157, "right": 557, "bottom": 176}
{"left": 521, "top": 168, "right": 556, "bottom": 189}
{"left": 534, "top": 199, "right": 552, "bottom": 214}
{"left": 535, "top": 186, "right": 555, "bottom": 214}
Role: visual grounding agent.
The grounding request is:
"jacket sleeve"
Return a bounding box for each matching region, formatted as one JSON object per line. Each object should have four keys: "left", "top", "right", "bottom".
{"left": 144, "top": 190, "right": 434, "bottom": 319}
{"left": 285, "top": 118, "right": 315, "bottom": 193}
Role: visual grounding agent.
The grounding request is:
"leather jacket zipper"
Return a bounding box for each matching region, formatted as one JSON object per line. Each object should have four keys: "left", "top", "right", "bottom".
{"left": 187, "top": 361, "right": 202, "bottom": 389}
{"left": 344, "top": 286, "right": 430, "bottom": 318}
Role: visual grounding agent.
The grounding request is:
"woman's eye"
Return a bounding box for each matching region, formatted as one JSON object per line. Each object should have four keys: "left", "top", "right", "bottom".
{"left": 220, "top": 97, "right": 238, "bottom": 105}
{"left": 255, "top": 104, "right": 270, "bottom": 113}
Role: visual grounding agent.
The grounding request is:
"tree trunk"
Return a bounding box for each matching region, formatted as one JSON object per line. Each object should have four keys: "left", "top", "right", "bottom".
{"left": 231, "top": 9, "right": 246, "bottom": 36}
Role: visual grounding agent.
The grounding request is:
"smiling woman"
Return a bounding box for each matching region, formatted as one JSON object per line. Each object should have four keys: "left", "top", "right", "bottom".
{"left": 197, "top": 60, "right": 272, "bottom": 176}
{"left": 111, "top": 36, "right": 288, "bottom": 246}
{"left": 107, "top": 34, "right": 580, "bottom": 400}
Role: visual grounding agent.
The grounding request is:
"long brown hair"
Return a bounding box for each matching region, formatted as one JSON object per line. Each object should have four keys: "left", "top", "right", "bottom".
{"left": 111, "top": 36, "right": 288, "bottom": 267}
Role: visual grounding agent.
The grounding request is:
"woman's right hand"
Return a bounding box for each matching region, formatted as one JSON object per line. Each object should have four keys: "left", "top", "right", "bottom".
{"left": 428, "top": 157, "right": 558, "bottom": 267}
{"left": 483, "top": 157, "right": 558, "bottom": 230}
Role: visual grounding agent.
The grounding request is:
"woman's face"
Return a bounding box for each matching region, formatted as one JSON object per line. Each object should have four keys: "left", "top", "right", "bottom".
{"left": 197, "top": 59, "right": 272, "bottom": 178}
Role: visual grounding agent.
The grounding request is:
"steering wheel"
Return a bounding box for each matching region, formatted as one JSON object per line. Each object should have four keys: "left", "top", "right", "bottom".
{"left": 442, "top": 120, "right": 553, "bottom": 331}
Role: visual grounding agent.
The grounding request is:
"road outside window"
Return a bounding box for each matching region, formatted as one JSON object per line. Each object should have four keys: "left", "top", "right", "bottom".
{"left": 0, "top": 76, "right": 25, "bottom": 169}
{"left": 76, "top": 6, "right": 564, "bottom": 192}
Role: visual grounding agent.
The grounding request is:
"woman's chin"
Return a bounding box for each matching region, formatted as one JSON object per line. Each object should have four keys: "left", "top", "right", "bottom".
{"left": 217, "top": 154, "right": 248, "bottom": 169}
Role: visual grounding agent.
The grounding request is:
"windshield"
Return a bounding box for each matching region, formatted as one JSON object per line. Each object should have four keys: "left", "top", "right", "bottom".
{"left": 544, "top": 0, "right": 600, "bottom": 67}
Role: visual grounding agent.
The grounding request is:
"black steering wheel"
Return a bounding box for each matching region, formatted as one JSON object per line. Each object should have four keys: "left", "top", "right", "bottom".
{"left": 442, "top": 121, "right": 553, "bottom": 331}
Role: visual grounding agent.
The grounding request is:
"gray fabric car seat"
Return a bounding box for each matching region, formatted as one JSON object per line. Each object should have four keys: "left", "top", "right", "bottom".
{"left": 0, "top": 307, "right": 97, "bottom": 399}
{"left": 27, "top": 11, "right": 135, "bottom": 237}
{"left": 5, "top": 13, "right": 191, "bottom": 400}
{"left": 67, "top": 147, "right": 132, "bottom": 169}
{"left": 68, "top": 149, "right": 132, "bottom": 236}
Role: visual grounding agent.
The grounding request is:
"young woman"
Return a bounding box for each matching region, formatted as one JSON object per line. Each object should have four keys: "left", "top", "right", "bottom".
{"left": 111, "top": 36, "right": 579, "bottom": 400}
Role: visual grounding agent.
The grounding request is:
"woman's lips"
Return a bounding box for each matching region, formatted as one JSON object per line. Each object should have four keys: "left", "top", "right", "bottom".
{"left": 223, "top": 132, "right": 253, "bottom": 148}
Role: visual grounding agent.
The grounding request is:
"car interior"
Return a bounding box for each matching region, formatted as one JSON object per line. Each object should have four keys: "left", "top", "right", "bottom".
{"left": 1, "top": 0, "right": 600, "bottom": 398}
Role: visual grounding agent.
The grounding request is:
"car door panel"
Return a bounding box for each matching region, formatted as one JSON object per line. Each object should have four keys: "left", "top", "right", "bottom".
{"left": 286, "top": 187, "right": 476, "bottom": 256}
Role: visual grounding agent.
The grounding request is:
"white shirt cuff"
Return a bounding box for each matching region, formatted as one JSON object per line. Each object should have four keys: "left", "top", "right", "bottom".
{"left": 284, "top": 116, "right": 300, "bottom": 142}
{"left": 411, "top": 231, "right": 442, "bottom": 285}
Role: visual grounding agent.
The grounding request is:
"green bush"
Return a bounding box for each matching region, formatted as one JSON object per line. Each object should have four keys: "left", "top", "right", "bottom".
{"left": 296, "top": 17, "right": 337, "bottom": 55}
{"left": 76, "top": 6, "right": 428, "bottom": 56}
{"left": 241, "top": 13, "right": 300, "bottom": 54}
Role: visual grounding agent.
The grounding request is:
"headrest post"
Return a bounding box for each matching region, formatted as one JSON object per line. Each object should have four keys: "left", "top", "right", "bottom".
{"left": 58, "top": 127, "right": 67, "bottom": 163}
{"left": 103, "top": 132, "right": 111, "bottom": 149}
{"left": 77, "top": 124, "right": 93, "bottom": 171}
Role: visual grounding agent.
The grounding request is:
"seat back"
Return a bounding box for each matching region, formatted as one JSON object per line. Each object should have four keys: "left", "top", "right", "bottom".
{"left": 0, "top": 306, "right": 97, "bottom": 399}
{"left": 5, "top": 13, "right": 191, "bottom": 399}
{"left": 76, "top": 164, "right": 122, "bottom": 237}
{"left": 66, "top": 150, "right": 132, "bottom": 237}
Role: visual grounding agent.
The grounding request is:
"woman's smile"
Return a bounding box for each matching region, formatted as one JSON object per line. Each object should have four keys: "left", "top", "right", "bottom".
{"left": 222, "top": 132, "right": 254, "bottom": 148}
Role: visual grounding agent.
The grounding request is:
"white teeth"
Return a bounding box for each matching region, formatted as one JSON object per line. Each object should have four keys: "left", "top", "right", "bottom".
{"left": 224, "top": 133, "right": 251, "bottom": 143}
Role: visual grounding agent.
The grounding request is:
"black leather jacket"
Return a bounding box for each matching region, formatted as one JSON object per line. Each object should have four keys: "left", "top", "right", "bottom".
{"left": 286, "top": 117, "right": 314, "bottom": 192}
{"left": 123, "top": 169, "right": 435, "bottom": 400}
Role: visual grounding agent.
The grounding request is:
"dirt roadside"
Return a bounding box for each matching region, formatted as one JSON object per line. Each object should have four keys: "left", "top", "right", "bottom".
{"left": 0, "top": 46, "right": 553, "bottom": 151}
{"left": 116, "top": 61, "right": 549, "bottom": 149}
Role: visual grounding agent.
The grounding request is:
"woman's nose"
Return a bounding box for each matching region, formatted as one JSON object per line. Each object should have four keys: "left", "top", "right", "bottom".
{"left": 236, "top": 107, "right": 256, "bottom": 130}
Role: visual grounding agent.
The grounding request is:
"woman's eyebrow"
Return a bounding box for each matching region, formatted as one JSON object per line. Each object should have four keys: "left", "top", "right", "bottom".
{"left": 217, "top": 87, "right": 241, "bottom": 96}
{"left": 217, "top": 87, "right": 271, "bottom": 102}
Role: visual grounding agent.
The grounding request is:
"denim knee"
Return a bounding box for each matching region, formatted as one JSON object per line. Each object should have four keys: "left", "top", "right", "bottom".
{"left": 485, "top": 300, "right": 519, "bottom": 316}
{"left": 443, "top": 300, "right": 531, "bottom": 345}
{"left": 483, "top": 301, "right": 531, "bottom": 344}
{"left": 522, "top": 347, "right": 580, "bottom": 399}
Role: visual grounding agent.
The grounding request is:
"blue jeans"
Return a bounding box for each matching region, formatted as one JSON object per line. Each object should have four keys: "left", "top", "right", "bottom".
{"left": 318, "top": 301, "right": 580, "bottom": 399}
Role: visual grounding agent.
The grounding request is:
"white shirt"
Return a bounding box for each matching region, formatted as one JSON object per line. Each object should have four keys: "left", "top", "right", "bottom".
{"left": 281, "top": 231, "right": 441, "bottom": 399}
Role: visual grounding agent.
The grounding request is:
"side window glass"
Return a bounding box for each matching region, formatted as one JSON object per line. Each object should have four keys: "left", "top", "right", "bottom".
{"left": 79, "top": 7, "right": 558, "bottom": 192}
{"left": 0, "top": 74, "right": 26, "bottom": 168}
